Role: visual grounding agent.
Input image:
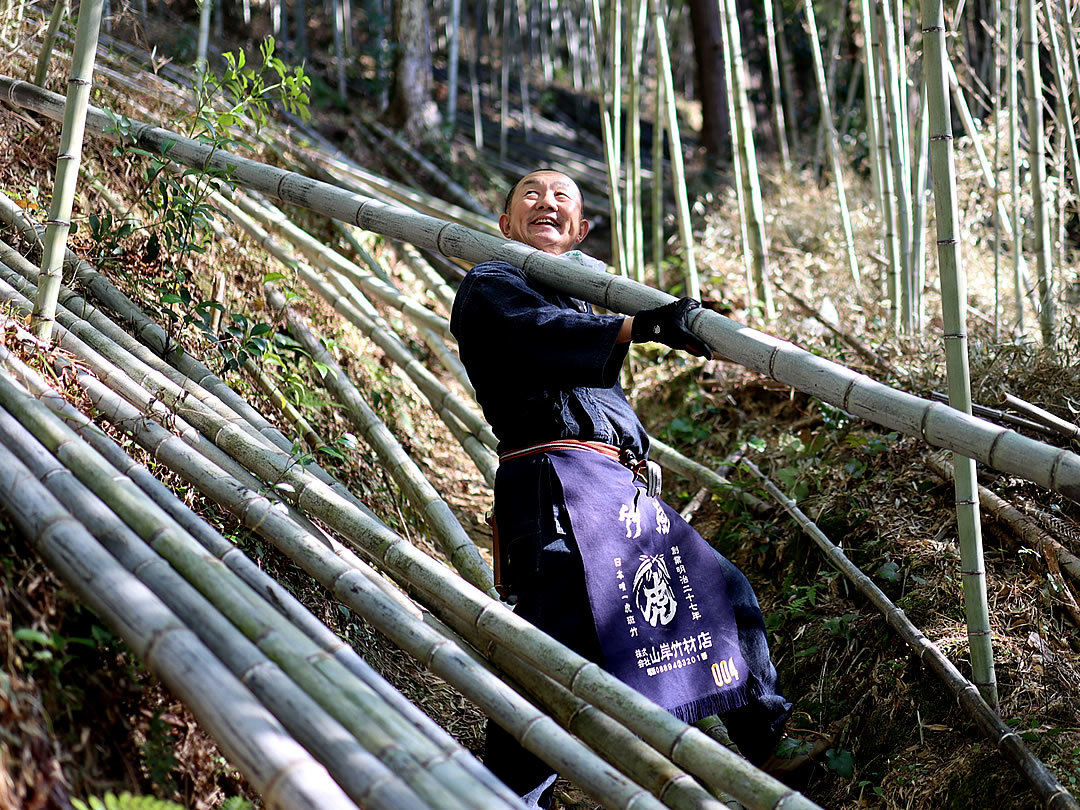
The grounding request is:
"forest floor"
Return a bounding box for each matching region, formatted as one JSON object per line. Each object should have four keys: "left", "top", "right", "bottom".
{"left": 2, "top": 10, "right": 1080, "bottom": 810}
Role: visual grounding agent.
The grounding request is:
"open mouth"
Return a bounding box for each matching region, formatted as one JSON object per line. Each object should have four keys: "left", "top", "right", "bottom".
{"left": 530, "top": 217, "right": 559, "bottom": 229}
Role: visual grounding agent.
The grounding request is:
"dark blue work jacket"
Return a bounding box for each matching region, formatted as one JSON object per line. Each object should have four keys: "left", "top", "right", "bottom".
{"left": 450, "top": 260, "right": 649, "bottom": 457}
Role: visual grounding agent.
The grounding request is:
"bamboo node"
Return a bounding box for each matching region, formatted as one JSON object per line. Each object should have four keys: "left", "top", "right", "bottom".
{"left": 936, "top": 238, "right": 958, "bottom": 246}
{"left": 67, "top": 77, "right": 91, "bottom": 87}
{"left": 767, "top": 344, "right": 782, "bottom": 381}
{"left": 929, "top": 134, "right": 953, "bottom": 142}
{"left": 44, "top": 219, "right": 69, "bottom": 227}
{"left": 967, "top": 628, "right": 992, "bottom": 637}
{"left": 841, "top": 378, "right": 858, "bottom": 412}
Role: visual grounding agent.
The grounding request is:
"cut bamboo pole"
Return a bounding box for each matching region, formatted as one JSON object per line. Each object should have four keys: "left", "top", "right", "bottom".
{"left": 803, "top": 0, "right": 863, "bottom": 297}
{"left": 205, "top": 191, "right": 496, "bottom": 453}
{"left": 264, "top": 284, "right": 496, "bottom": 595}
{"left": 1022, "top": 0, "right": 1057, "bottom": 345}
{"left": 0, "top": 407, "right": 430, "bottom": 810}
{"left": 0, "top": 439, "right": 359, "bottom": 810}
{"left": 5, "top": 82, "right": 1080, "bottom": 503}
{"left": 31, "top": 0, "right": 102, "bottom": 342}
{"left": 739, "top": 454, "right": 1079, "bottom": 810}
{"left": 1000, "top": 392, "right": 1080, "bottom": 442}
{"left": 922, "top": 0, "right": 998, "bottom": 709}
{"left": 0, "top": 372, "right": 502, "bottom": 810}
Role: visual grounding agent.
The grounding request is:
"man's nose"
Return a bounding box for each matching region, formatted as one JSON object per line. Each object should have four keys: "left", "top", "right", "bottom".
{"left": 537, "top": 190, "right": 557, "bottom": 209}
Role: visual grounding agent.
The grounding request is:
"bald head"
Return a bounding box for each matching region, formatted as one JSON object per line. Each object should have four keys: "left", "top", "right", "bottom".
{"left": 499, "top": 170, "right": 589, "bottom": 255}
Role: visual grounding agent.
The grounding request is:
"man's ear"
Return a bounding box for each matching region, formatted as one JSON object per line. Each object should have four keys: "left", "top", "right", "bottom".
{"left": 498, "top": 213, "right": 512, "bottom": 237}
{"left": 575, "top": 218, "right": 590, "bottom": 244}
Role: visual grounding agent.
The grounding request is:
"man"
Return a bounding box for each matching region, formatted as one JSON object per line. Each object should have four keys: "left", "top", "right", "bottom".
{"left": 451, "top": 170, "right": 790, "bottom": 808}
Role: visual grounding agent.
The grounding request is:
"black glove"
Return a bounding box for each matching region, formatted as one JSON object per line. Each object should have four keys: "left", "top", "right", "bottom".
{"left": 631, "top": 297, "right": 712, "bottom": 357}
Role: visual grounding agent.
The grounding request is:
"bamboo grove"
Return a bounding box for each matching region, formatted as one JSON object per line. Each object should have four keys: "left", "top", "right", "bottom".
{"left": 0, "top": 0, "right": 1079, "bottom": 807}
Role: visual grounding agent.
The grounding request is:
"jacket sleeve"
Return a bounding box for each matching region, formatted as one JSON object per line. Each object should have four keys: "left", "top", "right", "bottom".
{"left": 451, "top": 261, "right": 629, "bottom": 390}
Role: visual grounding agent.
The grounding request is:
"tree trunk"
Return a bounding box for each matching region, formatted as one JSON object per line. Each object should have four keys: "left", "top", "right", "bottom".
{"left": 384, "top": 0, "right": 439, "bottom": 142}
{"left": 687, "top": 0, "right": 730, "bottom": 166}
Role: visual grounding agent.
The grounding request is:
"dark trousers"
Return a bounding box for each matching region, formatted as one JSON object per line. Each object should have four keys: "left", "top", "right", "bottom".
{"left": 485, "top": 522, "right": 790, "bottom": 807}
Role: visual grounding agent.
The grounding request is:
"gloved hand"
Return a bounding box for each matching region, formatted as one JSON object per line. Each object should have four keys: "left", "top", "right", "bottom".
{"left": 630, "top": 297, "right": 712, "bottom": 357}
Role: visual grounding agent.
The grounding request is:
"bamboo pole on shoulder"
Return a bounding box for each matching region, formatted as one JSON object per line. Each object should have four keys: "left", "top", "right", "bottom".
{"left": 31, "top": 0, "right": 102, "bottom": 342}
{"left": 921, "top": 0, "right": 998, "bottom": 709}
{"left": 0, "top": 407, "right": 430, "bottom": 810}
{"left": 6, "top": 81, "right": 1080, "bottom": 504}
{"left": 738, "top": 454, "right": 1079, "bottom": 810}
{"left": 0, "top": 438, "right": 360, "bottom": 810}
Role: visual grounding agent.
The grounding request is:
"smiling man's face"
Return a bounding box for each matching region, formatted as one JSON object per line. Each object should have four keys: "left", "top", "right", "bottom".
{"left": 499, "top": 171, "right": 589, "bottom": 255}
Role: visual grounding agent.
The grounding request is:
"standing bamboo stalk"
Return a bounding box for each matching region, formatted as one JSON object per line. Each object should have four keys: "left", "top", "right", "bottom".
{"left": 921, "top": 0, "right": 998, "bottom": 709}
{"left": 763, "top": 0, "right": 791, "bottom": 172}
{"left": 1022, "top": 0, "right": 1056, "bottom": 345}
{"left": 1008, "top": 0, "right": 1025, "bottom": 334}
{"left": 719, "top": 0, "right": 755, "bottom": 310}
{"left": 721, "top": 0, "right": 775, "bottom": 319}
{"left": 651, "top": 71, "right": 666, "bottom": 288}
{"left": 587, "top": 0, "right": 627, "bottom": 277}
{"left": 653, "top": 0, "right": 699, "bottom": 299}
{"left": 31, "top": 0, "right": 103, "bottom": 342}
{"left": 1045, "top": 0, "right": 1080, "bottom": 209}
{"left": 879, "top": 0, "right": 914, "bottom": 330}
{"left": 804, "top": 0, "right": 863, "bottom": 297}
{"left": 446, "top": 0, "right": 461, "bottom": 126}
{"left": 33, "top": 0, "right": 68, "bottom": 87}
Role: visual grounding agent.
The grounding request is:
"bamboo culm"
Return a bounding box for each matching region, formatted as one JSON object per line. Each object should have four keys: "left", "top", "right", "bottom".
{"left": 31, "top": 0, "right": 103, "bottom": 341}
{"left": 5, "top": 79, "right": 1080, "bottom": 503}
{"left": 740, "top": 454, "right": 1078, "bottom": 810}
{"left": 0, "top": 435, "right": 359, "bottom": 810}
{"left": 0, "top": 405, "right": 431, "bottom": 810}
{"left": 922, "top": 0, "right": 998, "bottom": 709}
